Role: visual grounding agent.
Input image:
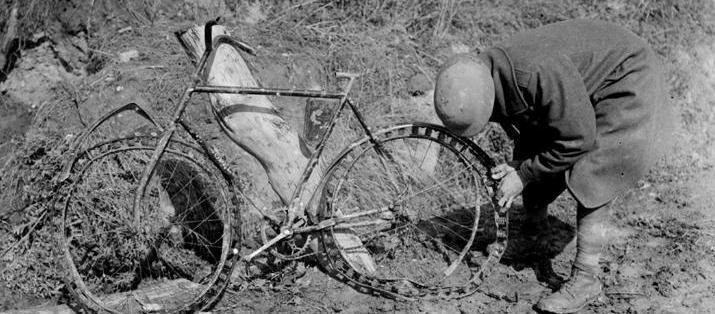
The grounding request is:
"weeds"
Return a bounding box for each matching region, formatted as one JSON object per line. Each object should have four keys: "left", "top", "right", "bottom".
{"left": 0, "top": 0, "right": 713, "bottom": 308}
{"left": 0, "top": 134, "right": 68, "bottom": 304}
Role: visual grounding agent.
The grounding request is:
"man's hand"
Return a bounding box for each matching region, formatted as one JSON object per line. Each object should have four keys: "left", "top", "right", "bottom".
{"left": 491, "top": 163, "right": 525, "bottom": 208}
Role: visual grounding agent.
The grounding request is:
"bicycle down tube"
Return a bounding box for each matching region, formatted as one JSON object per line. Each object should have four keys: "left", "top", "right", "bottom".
{"left": 194, "top": 78, "right": 361, "bottom": 223}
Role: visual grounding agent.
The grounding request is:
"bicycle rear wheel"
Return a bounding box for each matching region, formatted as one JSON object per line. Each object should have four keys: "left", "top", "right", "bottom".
{"left": 58, "top": 136, "right": 240, "bottom": 313}
{"left": 316, "top": 123, "right": 505, "bottom": 299}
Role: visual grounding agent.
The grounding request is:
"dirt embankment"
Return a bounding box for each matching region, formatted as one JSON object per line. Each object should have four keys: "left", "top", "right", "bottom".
{"left": 1, "top": 0, "right": 714, "bottom": 313}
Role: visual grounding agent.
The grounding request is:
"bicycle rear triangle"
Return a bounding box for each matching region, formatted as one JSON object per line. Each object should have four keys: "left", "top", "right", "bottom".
{"left": 57, "top": 19, "right": 508, "bottom": 313}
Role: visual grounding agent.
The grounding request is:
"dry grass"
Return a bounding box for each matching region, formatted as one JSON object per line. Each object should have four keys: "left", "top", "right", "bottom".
{"left": 0, "top": 134, "right": 68, "bottom": 307}
{"left": 0, "top": 0, "right": 713, "bottom": 307}
{"left": 0, "top": 0, "right": 53, "bottom": 40}
{"left": 245, "top": 0, "right": 713, "bottom": 129}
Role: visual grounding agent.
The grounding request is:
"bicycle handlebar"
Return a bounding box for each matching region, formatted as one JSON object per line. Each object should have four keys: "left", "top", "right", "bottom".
{"left": 204, "top": 17, "right": 220, "bottom": 54}
{"left": 203, "top": 17, "right": 255, "bottom": 56}
{"left": 211, "top": 35, "right": 256, "bottom": 56}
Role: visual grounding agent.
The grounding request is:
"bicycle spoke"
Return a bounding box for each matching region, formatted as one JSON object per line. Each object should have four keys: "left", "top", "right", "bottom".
{"left": 318, "top": 124, "right": 500, "bottom": 298}
{"left": 61, "top": 137, "right": 237, "bottom": 312}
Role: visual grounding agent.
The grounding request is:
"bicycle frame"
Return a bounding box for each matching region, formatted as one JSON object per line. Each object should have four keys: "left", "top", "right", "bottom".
{"left": 59, "top": 22, "right": 510, "bottom": 307}
{"left": 132, "top": 25, "right": 383, "bottom": 247}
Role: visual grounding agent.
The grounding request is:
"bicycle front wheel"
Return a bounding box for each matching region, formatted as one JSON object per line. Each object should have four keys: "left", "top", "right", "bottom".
{"left": 316, "top": 123, "right": 504, "bottom": 299}
{"left": 58, "top": 136, "right": 240, "bottom": 313}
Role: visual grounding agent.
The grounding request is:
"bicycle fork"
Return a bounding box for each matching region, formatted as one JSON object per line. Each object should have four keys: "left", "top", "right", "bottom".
{"left": 131, "top": 88, "right": 195, "bottom": 227}
{"left": 130, "top": 26, "right": 218, "bottom": 225}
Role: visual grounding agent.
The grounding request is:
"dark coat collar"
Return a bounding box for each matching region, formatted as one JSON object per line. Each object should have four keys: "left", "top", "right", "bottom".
{"left": 480, "top": 47, "right": 531, "bottom": 121}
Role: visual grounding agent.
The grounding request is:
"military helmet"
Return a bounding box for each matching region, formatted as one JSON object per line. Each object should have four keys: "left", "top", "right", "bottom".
{"left": 433, "top": 53, "right": 495, "bottom": 137}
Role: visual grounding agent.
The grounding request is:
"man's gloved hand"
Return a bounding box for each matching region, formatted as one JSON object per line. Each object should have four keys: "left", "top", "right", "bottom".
{"left": 491, "top": 163, "right": 525, "bottom": 208}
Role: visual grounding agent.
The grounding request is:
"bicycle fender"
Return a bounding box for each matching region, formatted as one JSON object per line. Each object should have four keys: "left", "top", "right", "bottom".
{"left": 59, "top": 103, "right": 163, "bottom": 182}
{"left": 72, "top": 102, "right": 163, "bottom": 150}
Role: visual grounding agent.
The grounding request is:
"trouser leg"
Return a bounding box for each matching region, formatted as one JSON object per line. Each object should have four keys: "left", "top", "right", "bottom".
{"left": 535, "top": 201, "right": 609, "bottom": 313}
{"left": 574, "top": 202, "right": 611, "bottom": 275}
{"left": 521, "top": 172, "right": 567, "bottom": 222}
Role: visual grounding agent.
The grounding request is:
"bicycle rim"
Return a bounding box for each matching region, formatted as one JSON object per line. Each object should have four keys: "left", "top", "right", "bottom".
{"left": 316, "top": 123, "right": 504, "bottom": 299}
{"left": 59, "top": 136, "right": 239, "bottom": 313}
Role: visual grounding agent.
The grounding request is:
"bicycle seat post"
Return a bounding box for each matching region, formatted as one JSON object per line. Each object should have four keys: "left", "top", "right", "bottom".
{"left": 336, "top": 72, "right": 360, "bottom": 97}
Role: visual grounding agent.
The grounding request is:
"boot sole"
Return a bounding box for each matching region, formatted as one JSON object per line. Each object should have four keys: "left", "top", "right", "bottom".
{"left": 535, "top": 303, "right": 587, "bottom": 314}
{"left": 535, "top": 291, "right": 602, "bottom": 314}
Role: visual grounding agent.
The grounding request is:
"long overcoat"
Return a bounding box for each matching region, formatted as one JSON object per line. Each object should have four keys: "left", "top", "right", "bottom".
{"left": 479, "top": 19, "right": 674, "bottom": 208}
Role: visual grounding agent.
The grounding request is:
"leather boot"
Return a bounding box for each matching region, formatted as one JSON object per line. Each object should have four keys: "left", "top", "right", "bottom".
{"left": 535, "top": 269, "right": 602, "bottom": 313}
{"left": 536, "top": 203, "right": 609, "bottom": 313}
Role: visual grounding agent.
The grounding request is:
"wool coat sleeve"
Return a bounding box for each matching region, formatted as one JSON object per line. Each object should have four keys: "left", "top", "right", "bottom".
{"left": 516, "top": 55, "right": 598, "bottom": 184}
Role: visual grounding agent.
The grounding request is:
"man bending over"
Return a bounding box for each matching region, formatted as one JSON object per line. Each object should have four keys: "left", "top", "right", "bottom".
{"left": 433, "top": 19, "right": 673, "bottom": 313}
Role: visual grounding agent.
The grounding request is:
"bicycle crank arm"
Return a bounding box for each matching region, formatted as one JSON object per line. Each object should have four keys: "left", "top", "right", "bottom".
{"left": 244, "top": 228, "right": 292, "bottom": 261}
{"left": 244, "top": 203, "right": 403, "bottom": 260}
{"left": 288, "top": 203, "right": 396, "bottom": 233}
{"left": 292, "top": 217, "right": 394, "bottom": 234}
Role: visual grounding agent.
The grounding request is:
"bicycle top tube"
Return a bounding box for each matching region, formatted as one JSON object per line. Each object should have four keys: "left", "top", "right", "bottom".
{"left": 194, "top": 21, "right": 358, "bottom": 101}
{"left": 193, "top": 85, "right": 346, "bottom": 100}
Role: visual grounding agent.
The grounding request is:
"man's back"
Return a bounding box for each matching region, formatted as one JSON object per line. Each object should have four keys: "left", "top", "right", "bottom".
{"left": 495, "top": 19, "right": 654, "bottom": 94}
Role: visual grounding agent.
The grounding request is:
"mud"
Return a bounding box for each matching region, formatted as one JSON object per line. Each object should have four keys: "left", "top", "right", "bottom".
{"left": 1, "top": 1, "right": 714, "bottom": 313}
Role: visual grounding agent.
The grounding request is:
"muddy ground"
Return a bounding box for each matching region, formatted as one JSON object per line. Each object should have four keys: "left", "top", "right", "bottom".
{"left": 1, "top": 1, "right": 714, "bottom": 313}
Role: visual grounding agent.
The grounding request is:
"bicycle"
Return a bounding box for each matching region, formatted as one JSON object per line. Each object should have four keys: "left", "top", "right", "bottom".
{"left": 55, "top": 19, "right": 509, "bottom": 313}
